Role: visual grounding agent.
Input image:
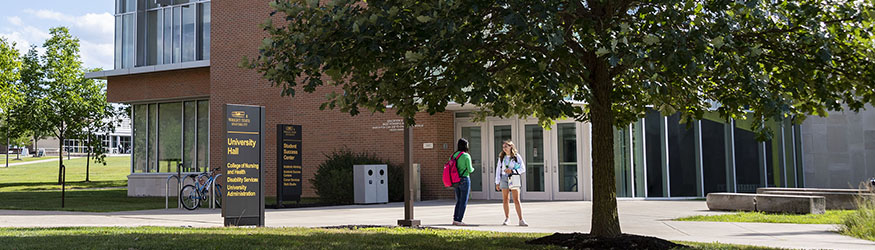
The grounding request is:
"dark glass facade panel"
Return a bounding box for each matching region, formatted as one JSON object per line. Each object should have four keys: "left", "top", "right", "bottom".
{"left": 172, "top": 6, "right": 181, "bottom": 63}
{"left": 462, "top": 126, "right": 483, "bottom": 192}
{"left": 701, "top": 119, "right": 728, "bottom": 194}
{"left": 734, "top": 121, "right": 764, "bottom": 193}
{"left": 163, "top": 8, "right": 172, "bottom": 63}
{"left": 667, "top": 114, "right": 698, "bottom": 197}
{"left": 645, "top": 110, "right": 665, "bottom": 197}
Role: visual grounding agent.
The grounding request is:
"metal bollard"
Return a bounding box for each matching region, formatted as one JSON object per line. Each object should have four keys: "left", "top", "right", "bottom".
{"left": 211, "top": 174, "right": 222, "bottom": 209}
{"left": 165, "top": 175, "right": 180, "bottom": 209}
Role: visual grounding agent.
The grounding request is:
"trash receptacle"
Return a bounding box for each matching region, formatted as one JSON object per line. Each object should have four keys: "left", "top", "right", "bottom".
{"left": 354, "top": 164, "right": 387, "bottom": 204}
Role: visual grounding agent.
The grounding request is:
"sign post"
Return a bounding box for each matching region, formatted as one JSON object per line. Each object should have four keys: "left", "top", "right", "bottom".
{"left": 223, "top": 104, "right": 265, "bottom": 227}
{"left": 276, "top": 124, "right": 302, "bottom": 207}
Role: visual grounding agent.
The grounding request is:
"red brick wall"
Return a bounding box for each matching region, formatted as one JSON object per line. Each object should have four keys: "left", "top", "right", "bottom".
{"left": 211, "top": 0, "right": 455, "bottom": 200}
{"left": 106, "top": 68, "right": 210, "bottom": 103}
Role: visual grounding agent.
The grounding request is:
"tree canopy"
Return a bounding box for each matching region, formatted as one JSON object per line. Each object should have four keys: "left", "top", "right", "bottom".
{"left": 248, "top": 0, "right": 875, "bottom": 237}
{"left": 0, "top": 38, "right": 21, "bottom": 113}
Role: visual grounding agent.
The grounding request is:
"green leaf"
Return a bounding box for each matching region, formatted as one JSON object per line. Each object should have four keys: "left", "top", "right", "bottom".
{"left": 643, "top": 34, "right": 659, "bottom": 45}
{"left": 416, "top": 15, "right": 432, "bottom": 23}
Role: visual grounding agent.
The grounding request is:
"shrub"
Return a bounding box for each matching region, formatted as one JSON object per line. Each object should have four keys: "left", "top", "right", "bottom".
{"left": 838, "top": 184, "right": 875, "bottom": 241}
{"left": 309, "top": 149, "right": 404, "bottom": 204}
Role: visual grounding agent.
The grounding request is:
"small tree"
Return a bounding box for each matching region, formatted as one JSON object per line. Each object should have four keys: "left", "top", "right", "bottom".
{"left": 249, "top": 0, "right": 875, "bottom": 238}
{"left": 41, "top": 27, "right": 92, "bottom": 184}
{"left": 9, "top": 46, "right": 51, "bottom": 156}
{"left": 74, "top": 75, "right": 119, "bottom": 182}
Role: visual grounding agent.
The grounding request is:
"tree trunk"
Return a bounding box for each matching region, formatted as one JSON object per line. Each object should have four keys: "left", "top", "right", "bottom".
{"left": 33, "top": 136, "right": 38, "bottom": 157}
{"left": 85, "top": 138, "right": 91, "bottom": 182}
{"left": 588, "top": 59, "right": 622, "bottom": 237}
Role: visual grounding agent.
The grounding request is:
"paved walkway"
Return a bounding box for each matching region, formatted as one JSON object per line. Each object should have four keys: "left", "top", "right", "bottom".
{"left": 0, "top": 200, "right": 872, "bottom": 250}
{"left": 1, "top": 157, "right": 80, "bottom": 167}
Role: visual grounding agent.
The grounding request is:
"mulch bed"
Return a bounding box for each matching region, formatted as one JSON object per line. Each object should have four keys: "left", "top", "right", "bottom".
{"left": 527, "top": 233, "right": 689, "bottom": 250}
{"left": 320, "top": 225, "right": 446, "bottom": 230}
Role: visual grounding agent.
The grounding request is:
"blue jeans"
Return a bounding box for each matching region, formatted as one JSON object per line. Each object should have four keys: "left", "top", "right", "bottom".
{"left": 453, "top": 177, "right": 471, "bottom": 222}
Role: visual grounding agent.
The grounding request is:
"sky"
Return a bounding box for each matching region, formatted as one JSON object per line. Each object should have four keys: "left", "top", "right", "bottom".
{"left": 0, "top": 1, "right": 114, "bottom": 70}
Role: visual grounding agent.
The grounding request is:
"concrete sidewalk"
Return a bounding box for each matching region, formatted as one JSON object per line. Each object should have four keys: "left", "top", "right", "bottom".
{"left": 0, "top": 200, "right": 871, "bottom": 250}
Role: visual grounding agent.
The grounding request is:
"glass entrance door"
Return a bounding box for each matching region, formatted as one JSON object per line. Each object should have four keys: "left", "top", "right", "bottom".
{"left": 520, "top": 120, "right": 551, "bottom": 200}
{"left": 488, "top": 120, "right": 516, "bottom": 200}
{"left": 551, "top": 122, "right": 585, "bottom": 200}
{"left": 457, "top": 122, "right": 487, "bottom": 199}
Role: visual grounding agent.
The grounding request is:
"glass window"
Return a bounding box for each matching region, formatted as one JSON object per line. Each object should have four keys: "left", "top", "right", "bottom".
{"left": 182, "top": 4, "right": 196, "bottom": 62}
{"left": 126, "top": 0, "right": 136, "bottom": 12}
{"left": 184, "top": 101, "right": 196, "bottom": 172}
{"left": 557, "top": 123, "right": 578, "bottom": 192}
{"left": 632, "top": 119, "right": 646, "bottom": 197}
{"left": 158, "top": 103, "right": 182, "bottom": 173}
{"left": 148, "top": 104, "right": 157, "bottom": 172}
{"left": 123, "top": 14, "right": 134, "bottom": 68}
{"left": 115, "top": 16, "right": 122, "bottom": 69}
{"left": 766, "top": 119, "right": 784, "bottom": 187}
{"left": 163, "top": 8, "right": 172, "bottom": 63}
{"left": 146, "top": 10, "right": 161, "bottom": 65}
{"left": 667, "top": 114, "right": 698, "bottom": 197}
{"left": 784, "top": 119, "right": 797, "bottom": 187}
{"left": 524, "top": 125, "right": 545, "bottom": 192}
{"left": 701, "top": 118, "right": 728, "bottom": 194}
{"left": 133, "top": 105, "right": 147, "bottom": 173}
{"left": 197, "top": 100, "right": 209, "bottom": 171}
{"left": 200, "top": 2, "right": 210, "bottom": 60}
{"left": 173, "top": 6, "right": 181, "bottom": 63}
{"left": 461, "top": 127, "right": 482, "bottom": 192}
{"left": 614, "top": 126, "right": 632, "bottom": 197}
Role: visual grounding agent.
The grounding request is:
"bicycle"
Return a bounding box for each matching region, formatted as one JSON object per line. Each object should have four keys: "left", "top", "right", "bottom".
{"left": 180, "top": 168, "right": 223, "bottom": 210}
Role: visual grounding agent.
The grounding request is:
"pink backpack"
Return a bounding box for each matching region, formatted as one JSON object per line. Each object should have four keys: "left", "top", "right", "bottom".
{"left": 442, "top": 151, "right": 463, "bottom": 188}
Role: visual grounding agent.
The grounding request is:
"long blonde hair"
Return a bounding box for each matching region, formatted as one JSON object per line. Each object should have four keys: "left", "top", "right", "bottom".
{"left": 498, "top": 140, "right": 518, "bottom": 165}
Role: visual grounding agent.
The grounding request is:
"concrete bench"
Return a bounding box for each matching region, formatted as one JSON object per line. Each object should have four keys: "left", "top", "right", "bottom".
{"left": 757, "top": 187, "right": 866, "bottom": 194}
{"left": 756, "top": 194, "right": 825, "bottom": 214}
{"left": 706, "top": 193, "right": 826, "bottom": 214}
{"left": 706, "top": 193, "right": 757, "bottom": 212}
{"left": 761, "top": 191, "right": 873, "bottom": 210}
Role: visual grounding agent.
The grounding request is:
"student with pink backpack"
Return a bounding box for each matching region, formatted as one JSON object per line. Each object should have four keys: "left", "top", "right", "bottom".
{"left": 449, "top": 138, "right": 473, "bottom": 226}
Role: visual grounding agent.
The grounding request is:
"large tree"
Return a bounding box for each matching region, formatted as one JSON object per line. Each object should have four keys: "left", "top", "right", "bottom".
{"left": 248, "top": 0, "right": 875, "bottom": 237}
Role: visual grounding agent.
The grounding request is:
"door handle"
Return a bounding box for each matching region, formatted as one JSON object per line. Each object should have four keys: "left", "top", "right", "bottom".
{"left": 554, "top": 165, "right": 558, "bottom": 173}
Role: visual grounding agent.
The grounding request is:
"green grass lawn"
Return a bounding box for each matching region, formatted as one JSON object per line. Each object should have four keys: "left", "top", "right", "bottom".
{"left": 0, "top": 227, "right": 786, "bottom": 250}
{"left": 0, "top": 188, "right": 176, "bottom": 212}
{"left": 0, "top": 156, "right": 172, "bottom": 212}
{"left": 676, "top": 210, "right": 853, "bottom": 224}
{"left": 0, "top": 154, "right": 64, "bottom": 163}
{"left": 0, "top": 156, "right": 130, "bottom": 192}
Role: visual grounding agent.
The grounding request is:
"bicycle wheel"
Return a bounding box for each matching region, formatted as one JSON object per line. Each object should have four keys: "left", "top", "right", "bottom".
{"left": 180, "top": 184, "right": 200, "bottom": 210}
{"left": 213, "top": 184, "right": 222, "bottom": 208}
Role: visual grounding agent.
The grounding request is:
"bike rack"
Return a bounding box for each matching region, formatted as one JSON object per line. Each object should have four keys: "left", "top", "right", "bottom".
{"left": 210, "top": 174, "right": 222, "bottom": 209}
{"left": 165, "top": 175, "right": 180, "bottom": 210}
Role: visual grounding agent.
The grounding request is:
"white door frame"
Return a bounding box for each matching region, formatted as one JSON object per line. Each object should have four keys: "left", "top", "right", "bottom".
{"left": 455, "top": 120, "right": 489, "bottom": 199}
{"left": 550, "top": 121, "right": 587, "bottom": 200}
{"left": 518, "top": 119, "right": 552, "bottom": 200}
{"left": 486, "top": 119, "right": 517, "bottom": 200}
